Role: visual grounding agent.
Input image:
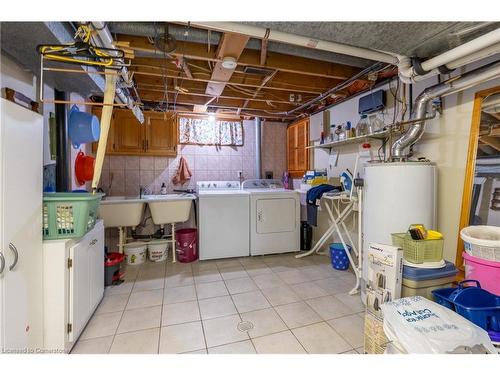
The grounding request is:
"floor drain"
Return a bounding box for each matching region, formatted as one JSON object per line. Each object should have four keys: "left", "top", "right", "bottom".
{"left": 237, "top": 321, "right": 254, "bottom": 332}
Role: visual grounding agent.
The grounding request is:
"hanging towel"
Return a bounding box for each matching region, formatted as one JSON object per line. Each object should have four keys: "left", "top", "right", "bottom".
{"left": 306, "top": 184, "right": 341, "bottom": 226}
{"left": 172, "top": 156, "right": 192, "bottom": 185}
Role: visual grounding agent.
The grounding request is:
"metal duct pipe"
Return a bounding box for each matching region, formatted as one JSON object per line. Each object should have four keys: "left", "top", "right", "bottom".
{"left": 184, "top": 22, "right": 399, "bottom": 65}
{"left": 392, "top": 60, "right": 500, "bottom": 160}
{"left": 54, "top": 89, "right": 70, "bottom": 192}
{"left": 255, "top": 117, "right": 262, "bottom": 179}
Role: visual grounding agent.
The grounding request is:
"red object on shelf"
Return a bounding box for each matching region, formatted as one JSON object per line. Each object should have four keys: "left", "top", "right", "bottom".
{"left": 75, "top": 150, "right": 95, "bottom": 186}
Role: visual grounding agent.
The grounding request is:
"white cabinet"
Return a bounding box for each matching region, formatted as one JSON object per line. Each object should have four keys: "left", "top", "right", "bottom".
{"left": 0, "top": 99, "right": 43, "bottom": 352}
{"left": 43, "top": 220, "right": 104, "bottom": 352}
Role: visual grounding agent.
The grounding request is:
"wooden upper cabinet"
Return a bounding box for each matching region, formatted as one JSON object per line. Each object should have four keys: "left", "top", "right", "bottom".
{"left": 91, "top": 108, "right": 178, "bottom": 157}
{"left": 145, "top": 112, "right": 178, "bottom": 156}
{"left": 287, "top": 118, "right": 309, "bottom": 178}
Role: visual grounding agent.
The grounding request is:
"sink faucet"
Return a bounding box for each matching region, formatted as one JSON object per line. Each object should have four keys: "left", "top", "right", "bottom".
{"left": 140, "top": 186, "right": 144, "bottom": 199}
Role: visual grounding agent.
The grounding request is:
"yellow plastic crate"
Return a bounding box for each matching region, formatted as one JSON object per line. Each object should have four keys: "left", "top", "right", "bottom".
{"left": 391, "top": 233, "right": 444, "bottom": 264}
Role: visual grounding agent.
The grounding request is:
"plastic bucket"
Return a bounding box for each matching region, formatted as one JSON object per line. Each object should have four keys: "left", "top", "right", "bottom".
{"left": 75, "top": 151, "right": 95, "bottom": 186}
{"left": 148, "top": 240, "right": 169, "bottom": 262}
{"left": 124, "top": 242, "right": 147, "bottom": 265}
{"left": 329, "top": 243, "right": 352, "bottom": 270}
{"left": 461, "top": 225, "right": 500, "bottom": 262}
{"left": 105, "top": 252, "right": 124, "bottom": 286}
{"left": 68, "top": 105, "right": 100, "bottom": 148}
{"left": 176, "top": 228, "right": 198, "bottom": 263}
{"left": 463, "top": 252, "right": 500, "bottom": 295}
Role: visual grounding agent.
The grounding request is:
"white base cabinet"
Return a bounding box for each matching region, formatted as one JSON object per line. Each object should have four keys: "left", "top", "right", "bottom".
{"left": 42, "top": 220, "right": 104, "bottom": 353}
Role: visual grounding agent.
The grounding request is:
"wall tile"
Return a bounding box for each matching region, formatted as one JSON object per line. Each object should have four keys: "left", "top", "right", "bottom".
{"left": 109, "top": 155, "right": 125, "bottom": 170}
{"left": 230, "top": 156, "right": 243, "bottom": 171}
{"left": 125, "top": 169, "right": 140, "bottom": 188}
{"left": 102, "top": 156, "right": 110, "bottom": 171}
{"left": 125, "top": 156, "right": 140, "bottom": 170}
{"left": 140, "top": 170, "right": 155, "bottom": 188}
{"left": 195, "top": 155, "right": 208, "bottom": 171}
{"left": 109, "top": 169, "right": 125, "bottom": 196}
{"left": 219, "top": 156, "right": 231, "bottom": 171}
{"left": 154, "top": 157, "right": 169, "bottom": 171}
{"left": 140, "top": 156, "right": 154, "bottom": 170}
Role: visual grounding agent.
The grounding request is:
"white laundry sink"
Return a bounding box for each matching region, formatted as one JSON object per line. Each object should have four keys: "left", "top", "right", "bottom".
{"left": 143, "top": 194, "right": 196, "bottom": 224}
{"left": 98, "top": 196, "right": 146, "bottom": 228}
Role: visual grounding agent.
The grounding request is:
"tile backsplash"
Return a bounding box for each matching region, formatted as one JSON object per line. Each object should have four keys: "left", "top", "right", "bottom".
{"left": 99, "top": 120, "right": 287, "bottom": 196}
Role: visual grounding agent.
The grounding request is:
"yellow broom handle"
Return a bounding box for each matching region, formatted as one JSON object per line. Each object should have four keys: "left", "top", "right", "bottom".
{"left": 92, "top": 68, "right": 117, "bottom": 193}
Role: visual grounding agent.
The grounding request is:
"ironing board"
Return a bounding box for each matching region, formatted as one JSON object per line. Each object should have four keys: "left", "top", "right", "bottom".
{"left": 296, "top": 191, "right": 362, "bottom": 295}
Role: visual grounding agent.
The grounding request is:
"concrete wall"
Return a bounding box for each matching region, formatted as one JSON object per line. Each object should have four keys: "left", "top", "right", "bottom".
{"left": 310, "top": 57, "right": 500, "bottom": 262}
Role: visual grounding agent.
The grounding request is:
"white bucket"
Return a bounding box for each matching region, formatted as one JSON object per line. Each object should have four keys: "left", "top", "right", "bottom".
{"left": 148, "top": 240, "right": 169, "bottom": 262}
{"left": 460, "top": 225, "right": 500, "bottom": 261}
{"left": 124, "top": 241, "right": 147, "bottom": 265}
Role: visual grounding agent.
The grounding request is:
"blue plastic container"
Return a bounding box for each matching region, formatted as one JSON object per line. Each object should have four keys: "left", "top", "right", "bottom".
{"left": 432, "top": 280, "right": 500, "bottom": 333}
{"left": 403, "top": 261, "right": 457, "bottom": 281}
{"left": 329, "top": 243, "right": 351, "bottom": 270}
{"left": 68, "top": 105, "right": 100, "bottom": 149}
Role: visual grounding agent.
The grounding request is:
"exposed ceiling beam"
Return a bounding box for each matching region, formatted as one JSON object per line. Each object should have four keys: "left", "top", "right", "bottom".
{"left": 260, "top": 30, "right": 269, "bottom": 65}
{"left": 241, "top": 70, "right": 278, "bottom": 110}
{"left": 480, "top": 135, "right": 500, "bottom": 151}
{"left": 116, "top": 34, "right": 360, "bottom": 80}
{"left": 205, "top": 32, "right": 250, "bottom": 97}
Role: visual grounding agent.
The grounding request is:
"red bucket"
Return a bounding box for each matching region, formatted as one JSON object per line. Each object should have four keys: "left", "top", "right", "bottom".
{"left": 176, "top": 228, "right": 198, "bottom": 263}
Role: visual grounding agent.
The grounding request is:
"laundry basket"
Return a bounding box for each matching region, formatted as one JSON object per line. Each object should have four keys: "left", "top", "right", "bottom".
{"left": 461, "top": 225, "right": 500, "bottom": 262}
{"left": 42, "top": 192, "right": 103, "bottom": 240}
{"left": 391, "top": 233, "right": 443, "bottom": 264}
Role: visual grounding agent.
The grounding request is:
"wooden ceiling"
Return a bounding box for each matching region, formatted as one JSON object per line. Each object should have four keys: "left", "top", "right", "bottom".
{"left": 114, "top": 28, "right": 394, "bottom": 120}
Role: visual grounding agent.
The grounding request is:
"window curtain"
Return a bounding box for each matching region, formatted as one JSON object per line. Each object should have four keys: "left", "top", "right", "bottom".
{"left": 179, "top": 117, "right": 243, "bottom": 146}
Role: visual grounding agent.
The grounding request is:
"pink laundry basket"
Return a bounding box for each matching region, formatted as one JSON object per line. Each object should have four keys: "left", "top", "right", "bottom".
{"left": 463, "top": 252, "right": 500, "bottom": 295}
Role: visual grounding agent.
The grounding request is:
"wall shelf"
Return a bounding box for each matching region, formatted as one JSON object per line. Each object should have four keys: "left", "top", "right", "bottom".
{"left": 307, "top": 128, "right": 402, "bottom": 149}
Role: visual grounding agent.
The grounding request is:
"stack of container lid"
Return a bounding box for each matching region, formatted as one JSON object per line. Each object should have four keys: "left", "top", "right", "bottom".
{"left": 392, "top": 224, "right": 458, "bottom": 300}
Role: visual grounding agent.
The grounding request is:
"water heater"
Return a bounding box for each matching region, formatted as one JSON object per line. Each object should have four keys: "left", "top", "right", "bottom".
{"left": 361, "top": 162, "right": 437, "bottom": 301}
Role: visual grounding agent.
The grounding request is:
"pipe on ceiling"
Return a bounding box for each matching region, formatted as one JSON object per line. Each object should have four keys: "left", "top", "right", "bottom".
{"left": 391, "top": 60, "right": 500, "bottom": 160}
{"left": 255, "top": 117, "right": 262, "bottom": 179}
{"left": 183, "top": 22, "right": 399, "bottom": 65}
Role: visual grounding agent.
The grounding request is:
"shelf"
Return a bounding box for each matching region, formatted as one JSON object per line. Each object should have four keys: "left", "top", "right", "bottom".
{"left": 307, "top": 128, "right": 401, "bottom": 149}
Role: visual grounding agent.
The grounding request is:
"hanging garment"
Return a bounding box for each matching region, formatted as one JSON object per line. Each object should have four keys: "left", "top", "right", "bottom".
{"left": 172, "top": 156, "right": 192, "bottom": 185}
{"left": 306, "top": 184, "right": 341, "bottom": 226}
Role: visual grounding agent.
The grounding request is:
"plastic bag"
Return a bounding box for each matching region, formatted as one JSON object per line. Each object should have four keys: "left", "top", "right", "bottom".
{"left": 381, "top": 296, "right": 496, "bottom": 354}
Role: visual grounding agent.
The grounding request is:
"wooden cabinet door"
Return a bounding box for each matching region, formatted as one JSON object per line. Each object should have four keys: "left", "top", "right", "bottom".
{"left": 145, "top": 112, "right": 178, "bottom": 156}
{"left": 113, "top": 110, "right": 145, "bottom": 153}
{"left": 287, "top": 118, "right": 309, "bottom": 178}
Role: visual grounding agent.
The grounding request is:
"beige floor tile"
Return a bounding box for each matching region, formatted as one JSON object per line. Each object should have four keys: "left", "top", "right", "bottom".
{"left": 117, "top": 305, "right": 162, "bottom": 334}
{"left": 208, "top": 340, "right": 256, "bottom": 354}
{"left": 159, "top": 321, "right": 206, "bottom": 354}
{"left": 334, "top": 292, "right": 365, "bottom": 313}
{"left": 195, "top": 280, "right": 228, "bottom": 300}
{"left": 109, "top": 328, "right": 160, "bottom": 354}
{"left": 71, "top": 336, "right": 114, "bottom": 354}
{"left": 261, "top": 285, "right": 301, "bottom": 306}
{"left": 232, "top": 290, "right": 271, "bottom": 313}
{"left": 137, "top": 267, "right": 165, "bottom": 279}
{"left": 355, "top": 346, "right": 365, "bottom": 354}
{"left": 80, "top": 311, "right": 122, "bottom": 340}
{"left": 191, "top": 261, "right": 219, "bottom": 274}
{"left": 225, "top": 277, "right": 258, "bottom": 295}
{"left": 276, "top": 270, "right": 311, "bottom": 284}
{"left": 163, "top": 284, "right": 197, "bottom": 304}
{"left": 220, "top": 266, "right": 249, "bottom": 280}
{"left": 252, "top": 273, "right": 286, "bottom": 289}
{"left": 182, "top": 349, "right": 208, "bottom": 354}
{"left": 327, "top": 314, "right": 364, "bottom": 348}
{"left": 274, "top": 301, "right": 322, "bottom": 329}
{"left": 306, "top": 295, "right": 355, "bottom": 320}
{"left": 95, "top": 294, "right": 129, "bottom": 315}
{"left": 133, "top": 277, "right": 165, "bottom": 292}
{"left": 198, "top": 295, "right": 237, "bottom": 319}
{"left": 202, "top": 314, "right": 249, "bottom": 348}
{"left": 162, "top": 301, "right": 200, "bottom": 326}
{"left": 290, "top": 281, "right": 329, "bottom": 300}
{"left": 126, "top": 289, "right": 163, "bottom": 310}
{"left": 105, "top": 281, "right": 134, "bottom": 296}
{"left": 243, "top": 263, "right": 273, "bottom": 277}
{"left": 216, "top": 259, "right": 243, "bottom": 269}
{"left": 299, "top": 265, "right": 336, "bottom": 281}
{"left": 194, "top": 270, "right": 223, "bottom": 284}
{"left": 313, "top": 277, "right": 352, "bottom": 295}
{"left": 241, "top": 308, "right": 287, "bottom": 338}
{"left": 165, "top": 272, "right": 195, "bottom": 287}
{"left": 252, "top": 330, "right": 306, "bottom": 354}
{"left": 292, "top": 322, "right": 351, "bottom": 354}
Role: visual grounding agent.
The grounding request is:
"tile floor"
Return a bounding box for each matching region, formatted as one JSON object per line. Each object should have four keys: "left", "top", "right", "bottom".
{"left": 71, "top": 253, "right": 365, "bottom": 354}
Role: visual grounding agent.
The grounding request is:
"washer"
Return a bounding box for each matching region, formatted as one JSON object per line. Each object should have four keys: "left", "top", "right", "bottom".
{"left": 242, "top": 179, "right": 300, "bottom": 255}
{"left": 197, "top": 181, "right": 250, "bottom": 260}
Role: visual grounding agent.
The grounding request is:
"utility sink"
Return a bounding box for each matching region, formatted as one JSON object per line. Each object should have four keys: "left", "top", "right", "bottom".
{"left": 98, "top": 196, "right": 146, "bottom": 228}
{"left": 143, "top": 194, "right": 196, "bottom": 224}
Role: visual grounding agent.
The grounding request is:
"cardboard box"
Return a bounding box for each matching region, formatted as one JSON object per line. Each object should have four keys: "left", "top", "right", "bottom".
{"left": 367, "top": 242, "right": 403, "bottom": 302}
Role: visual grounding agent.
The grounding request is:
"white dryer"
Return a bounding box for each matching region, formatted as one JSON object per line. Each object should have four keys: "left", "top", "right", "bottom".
{"left": 242, "top": 179, "right": 300, "bottom": 256}
{"left": 197, "top": 181, "right": 250, "bottom": 260}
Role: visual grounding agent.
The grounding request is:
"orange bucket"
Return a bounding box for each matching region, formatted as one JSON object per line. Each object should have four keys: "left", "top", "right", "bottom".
{"left": 75, "top": 151, "right": 95, "bottom": 186}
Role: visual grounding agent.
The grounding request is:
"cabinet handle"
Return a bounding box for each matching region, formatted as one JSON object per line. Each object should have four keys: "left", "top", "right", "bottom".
{"left": 0, "top": 252, "right": 5, "bottom": 275}
{"left": 146, "top": 140, "right": 149, "bottom": 151}
{"left": 257, "top": 211, "right": 263, "bottom": 222}
{"left": 8, "top": 243, "right": 18, "bottom": 271}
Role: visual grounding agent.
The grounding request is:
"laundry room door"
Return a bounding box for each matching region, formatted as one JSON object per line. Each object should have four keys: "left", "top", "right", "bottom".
{"left": 256, "top": 198, "right": 296, "bottom": 233}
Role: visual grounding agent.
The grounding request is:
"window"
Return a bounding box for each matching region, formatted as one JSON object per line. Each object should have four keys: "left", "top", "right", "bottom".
{"left": 178, "top": 116, "right": 243, "bottom": 146}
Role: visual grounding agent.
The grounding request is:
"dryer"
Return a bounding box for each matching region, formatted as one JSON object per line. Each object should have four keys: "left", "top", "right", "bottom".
{"left": 242, "top": 179, "right": 300, "bottom": 255}
{"left": 197, "top": 181, "right": 250, "bottom": 260}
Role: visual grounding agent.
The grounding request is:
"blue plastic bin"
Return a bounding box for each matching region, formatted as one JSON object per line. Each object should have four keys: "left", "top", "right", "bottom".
{"left": 432, "top": 280, "right": 500, "bottom": 333}
{"left": 329, "top": 243, "right": 351, "bottom": 270}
